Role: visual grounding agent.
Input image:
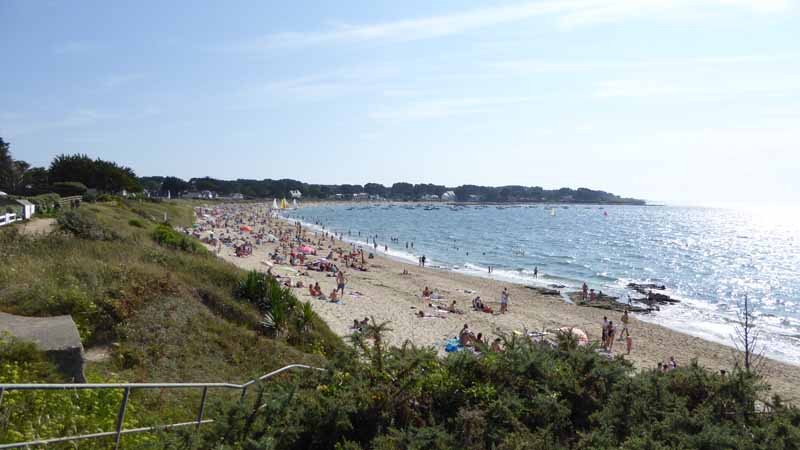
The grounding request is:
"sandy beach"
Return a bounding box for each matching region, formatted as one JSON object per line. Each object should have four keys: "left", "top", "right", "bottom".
{"left": 199, "top": 202, "right": 800, "bottom": 401}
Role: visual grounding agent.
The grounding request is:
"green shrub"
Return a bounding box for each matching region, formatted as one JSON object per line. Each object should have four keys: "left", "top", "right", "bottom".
{"left": 193, "top": 330, "right": 798, "bottom": 450}
{"left": 25, "top": 193, "right": 61, "bottom": 214}
{"left": 82, "top": 192, "right": 97, "bottom": 203}
{"left": 97, "top": 193, "right": 117, "bottom": 202}
{"left": 151, "top": 224, "right": 206, "bottom": 253}
{"left": 128, "top": 218, "right": 144, "bottom": 228}
{"left": 57, "top": 210, "right": 121, "bottom": 241}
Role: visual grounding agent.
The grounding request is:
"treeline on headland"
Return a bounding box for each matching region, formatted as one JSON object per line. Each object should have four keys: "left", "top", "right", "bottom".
{"left": 1, "top": 139, "right": 643, "bottom": 204}
{"left": 141, "top": 176, "right": 646, "bottom": 204}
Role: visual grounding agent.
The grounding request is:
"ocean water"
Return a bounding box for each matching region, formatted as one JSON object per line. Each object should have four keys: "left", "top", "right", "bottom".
{"left": 283, "top": 204, "right": 800, "bottom": 365}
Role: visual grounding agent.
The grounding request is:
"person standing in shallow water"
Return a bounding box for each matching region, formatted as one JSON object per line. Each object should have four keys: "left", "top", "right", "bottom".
{"left": 534, "top": 266, "right": 538, "bottom": 278}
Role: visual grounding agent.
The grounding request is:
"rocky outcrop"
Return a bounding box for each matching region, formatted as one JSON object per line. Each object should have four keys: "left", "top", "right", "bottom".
{"left": 526, "top": 286, "right": 561, "bottom": 296}
{"left": 0, "top": 312, "right": 86, "bottom": 382}
{"left": 567, "top": 292, "right": 651, "bottom": 313}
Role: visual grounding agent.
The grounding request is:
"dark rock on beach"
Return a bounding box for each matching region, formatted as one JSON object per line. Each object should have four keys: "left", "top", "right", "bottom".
{"left": 627, "top": 282, "right": 667, "bottom": 295}
{"left": 567, "top": 292, "right": 652, "bottom": 313}
{"left": 526, "top": 286, "right": 561, "bottom": 296}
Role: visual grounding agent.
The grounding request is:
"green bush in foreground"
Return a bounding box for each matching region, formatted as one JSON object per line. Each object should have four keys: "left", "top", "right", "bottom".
{"left": 182, "top": 332, "right": 799, "bottom": 450}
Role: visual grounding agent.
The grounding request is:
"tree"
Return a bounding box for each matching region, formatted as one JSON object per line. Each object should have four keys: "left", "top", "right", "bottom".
{"left": 0, "top": 138, "right": 32, "bottom": 194}
{"left": 22, "top": 167, "right": 49, "bottom": 191}
{"left": 49, "top": 154, "right": 140, "bottom": 193}
{"left": 161, "top": 176, "right": 190, "bottom": 196}
{"left": 732, "top": 294, "right": 764, "bottom": 373}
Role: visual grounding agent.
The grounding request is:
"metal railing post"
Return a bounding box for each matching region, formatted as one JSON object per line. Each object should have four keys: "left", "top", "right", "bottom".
{"left": 239, "top": 386, "right": 248, "bottom": 403}
{"left": 0, "top": 387, "right": 4, "bottom": 409}
{"left": 114, "top": 387, "right": 131, "bottom": 450}
{"left": 196, "top": 387, "right": 208, "bottom": 430}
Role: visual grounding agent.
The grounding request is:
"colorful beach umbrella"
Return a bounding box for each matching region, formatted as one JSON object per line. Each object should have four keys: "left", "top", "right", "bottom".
{"left": 298, "top": 245, "right": 315, "bottom": 254}
{"left": 240, "top": 225, "right": 252, "bottom": 232}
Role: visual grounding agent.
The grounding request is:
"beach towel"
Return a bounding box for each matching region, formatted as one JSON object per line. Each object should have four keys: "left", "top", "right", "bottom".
{"left": 444, "top": 338, "right": 462, "bottom": 353}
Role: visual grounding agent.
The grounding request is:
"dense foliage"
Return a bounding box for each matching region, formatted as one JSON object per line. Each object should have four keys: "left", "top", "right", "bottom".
{"left": 139, "top": 176, "right": 644, "bottom": 204}
{"left": 184, "top": 333, "right": 799, "bottom": 450}
{"left": 49, "top": 153, "right": 140, "bottom": 193}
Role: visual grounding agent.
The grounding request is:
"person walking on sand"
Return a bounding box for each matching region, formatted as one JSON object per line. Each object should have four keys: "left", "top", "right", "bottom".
{"left": 582, "top": 282, "right": 588, "bottom": 300}
{"left": 421, "top": 255, "right": 426, "bottom": 268}
{"left": 626, "top": 333, "right": 633, "bottom": 355}
{"left": 606, "top": 321, "right": 616, "bottom": 351}
{"left": 601, "top": 316, "right": 609, "bottom": 348}
{"left": 500, "top": 287, "right": 509, "bottom": 314}
{"left": 336, "top": 271, "right": 346, "bottom": 295}
{"left": 619, "top": 310, "right": 630, "bottom": 340}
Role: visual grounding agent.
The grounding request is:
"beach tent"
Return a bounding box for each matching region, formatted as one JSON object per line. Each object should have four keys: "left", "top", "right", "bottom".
{"left": 293, "top": 199, "right": 298, "bottom": 209}
{"left": 272, "top": 199, "right": 278, "bottom": 209}
{"left": 280, "top": 198, "right": 288, "bottom": 209}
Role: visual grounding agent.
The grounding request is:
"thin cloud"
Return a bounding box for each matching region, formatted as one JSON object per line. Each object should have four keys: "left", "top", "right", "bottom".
{"left": 226, "top": 0, "right": 793, "bottom": 51}
{"left": 369, "top": 96, "right": 539, "bottom": 120}
{"left": 489, "top": 54, "right": 792, "bottom": 73}
{"left": 594, "top": 78, "right": 800, "bottom": 98}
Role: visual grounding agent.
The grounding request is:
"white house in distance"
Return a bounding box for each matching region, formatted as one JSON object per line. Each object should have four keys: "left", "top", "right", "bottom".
{"left": 289, "top": 190, "right": 302, "bottom": 199}
{"left": 441, "top": 191, "right": 456, "bottom": 201}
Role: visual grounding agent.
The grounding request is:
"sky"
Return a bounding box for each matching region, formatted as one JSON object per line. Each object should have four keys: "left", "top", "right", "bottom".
{"left": 1, "top": 0, "right": 799, "bottom": 205}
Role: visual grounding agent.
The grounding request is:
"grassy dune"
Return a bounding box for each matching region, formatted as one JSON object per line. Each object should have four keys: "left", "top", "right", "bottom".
{"left": 0, "top": 199, "right": 341, "bottom": 447}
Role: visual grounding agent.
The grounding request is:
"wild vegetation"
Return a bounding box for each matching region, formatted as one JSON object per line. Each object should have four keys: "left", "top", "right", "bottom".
{"left": 181, "top": 332, "right": 800, "bottom": 450}
{"left": 0, "top": 199, "right": 339, "bottom": 448}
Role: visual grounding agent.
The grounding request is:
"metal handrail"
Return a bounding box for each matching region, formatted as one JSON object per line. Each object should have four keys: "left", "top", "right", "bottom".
{"left": 0, "top": 363, "right": 325, "bottom": 449}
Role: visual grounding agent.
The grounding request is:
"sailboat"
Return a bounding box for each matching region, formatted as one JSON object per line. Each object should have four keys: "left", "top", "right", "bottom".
{"left": 280, "top": 198, "right": 288, "bottom": 209}
{"left": 550, "top": 208, "right": 556, "bottom": 217}
{"left": 293, "top": 199, "right": 298, "bottom": 209}
{"left": 272, "top": 198, "right": 278, "bottom": 209}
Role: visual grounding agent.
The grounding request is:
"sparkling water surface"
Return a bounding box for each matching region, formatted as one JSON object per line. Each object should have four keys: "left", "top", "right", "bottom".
{"left": 284, "top": 204, "right": 800, "bottom": 365}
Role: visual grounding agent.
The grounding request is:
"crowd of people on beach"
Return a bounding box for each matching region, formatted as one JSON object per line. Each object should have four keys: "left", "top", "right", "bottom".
{"left": 195, "top": 203, "right": 644, "bottom": 358}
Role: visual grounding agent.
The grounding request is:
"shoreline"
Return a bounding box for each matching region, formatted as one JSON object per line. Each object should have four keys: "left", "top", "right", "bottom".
{"left": 201, "top": 203, "right": 800, "bottom": 402}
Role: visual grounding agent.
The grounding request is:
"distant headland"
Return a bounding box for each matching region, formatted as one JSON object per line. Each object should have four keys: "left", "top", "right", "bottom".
{"left": 140, "top": 176, "right": 646, "bottom": 205}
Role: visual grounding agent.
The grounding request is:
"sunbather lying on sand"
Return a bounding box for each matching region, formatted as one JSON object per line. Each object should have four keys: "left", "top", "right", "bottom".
{"left": 416, "top": 310, "right": 446, "bottom": 319}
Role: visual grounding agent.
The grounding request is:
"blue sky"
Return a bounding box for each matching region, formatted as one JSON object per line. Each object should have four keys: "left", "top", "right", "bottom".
{"left": 1, "top": 0, "right": 798, "bottom": 205}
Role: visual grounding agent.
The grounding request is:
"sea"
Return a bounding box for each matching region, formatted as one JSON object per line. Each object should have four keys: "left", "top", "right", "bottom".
{"left": 283, "top": 203, "right": 800, "bottom": 366}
